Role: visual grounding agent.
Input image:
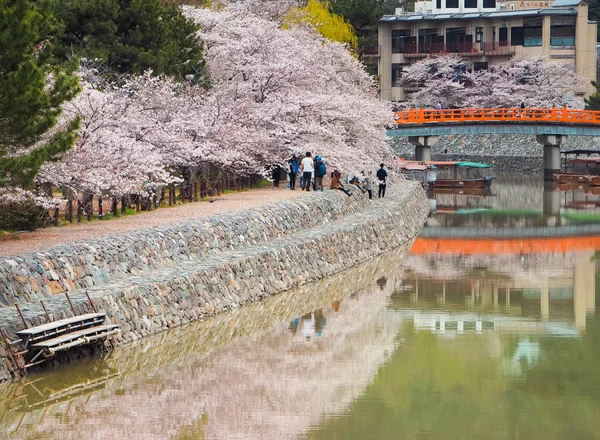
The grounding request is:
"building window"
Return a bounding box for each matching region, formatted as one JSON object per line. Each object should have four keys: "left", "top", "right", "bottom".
{"left": 511, "top": 27, "right": 524, "bottom": 46}
{"left": 523, "top": 18, "right": 542, "bottom": 47}
{"left": 392, "top": 63, "right": 407, "bottom": 87}
{"left": 482, "top": 0, "right": 496, "bottom": 7}
{"left": 392, "top": 30, "right": 411, "bottom": 53}
{"left": 465, "top": 0, "right": 477, "bottom": 7}
{"left": 551, "top": 17, "right": 576, "bottom": 47}
{"left": 446, "top": 0, "right": 459, "bottom": 8}
{"left": 436, "top": 0, "right": 442, "bottom": 8}
{"left": 499, "top": 27, "right": 508, "bottom": 46}
{"left": 474, "top": 62, "right": 488, "bottom": 71}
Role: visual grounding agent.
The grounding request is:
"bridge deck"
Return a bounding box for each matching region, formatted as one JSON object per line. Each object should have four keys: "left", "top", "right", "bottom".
{"left": 388, "top": 108, "right": 600, "bottom": 137}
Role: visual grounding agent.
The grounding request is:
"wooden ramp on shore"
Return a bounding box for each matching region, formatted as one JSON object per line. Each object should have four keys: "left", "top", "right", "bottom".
{"left": 2, "top": 311, "right": 119, "bottom": 374}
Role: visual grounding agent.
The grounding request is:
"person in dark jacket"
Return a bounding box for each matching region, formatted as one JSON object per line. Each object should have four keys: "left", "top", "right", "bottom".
{"left": 272, "top": 165, "right": 282, "bottom": 187}
{"left": 287, "top": 155, "right": 299, "bottom": 190}
{"left": 376, "top": 163, "right": 387, "bottom": 198}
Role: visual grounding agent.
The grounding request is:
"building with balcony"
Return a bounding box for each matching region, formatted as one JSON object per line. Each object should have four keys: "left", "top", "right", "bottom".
{"left": 378, "top": 0, "right": 597, "bottom": 101}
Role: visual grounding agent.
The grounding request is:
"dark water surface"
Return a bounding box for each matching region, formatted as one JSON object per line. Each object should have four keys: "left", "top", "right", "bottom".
{"left": 2, "top": 177, "right": 600, "bottom": 440}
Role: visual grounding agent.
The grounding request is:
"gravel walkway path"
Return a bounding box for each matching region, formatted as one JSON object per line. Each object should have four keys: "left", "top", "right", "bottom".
{"left": 0, "top": 187, "right": 302, "bottom": 257}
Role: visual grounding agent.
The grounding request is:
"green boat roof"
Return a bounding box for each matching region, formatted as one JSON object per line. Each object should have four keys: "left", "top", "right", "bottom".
{"left": 455, "top": 162, "right": 492, "bottom": 168}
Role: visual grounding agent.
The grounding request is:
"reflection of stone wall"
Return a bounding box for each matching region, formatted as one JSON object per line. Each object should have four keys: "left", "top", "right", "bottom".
{"left": 0, "top": 183, "right": 429, "bottom": 382}
{"left": 0, "top": 247, "right": 409, "bottom": 440}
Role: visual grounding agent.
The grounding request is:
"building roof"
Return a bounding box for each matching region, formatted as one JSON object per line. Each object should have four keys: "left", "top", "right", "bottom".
{"left": 551, "top": 0, "right": 583, "bottom": 6}
{"left": 380, "top": 7, "right": 577, "bottom": 22}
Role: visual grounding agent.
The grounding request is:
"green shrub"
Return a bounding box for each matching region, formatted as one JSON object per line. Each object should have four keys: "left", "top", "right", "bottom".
{"left": 0, "top": 200, "right": 50, "bottom": 231}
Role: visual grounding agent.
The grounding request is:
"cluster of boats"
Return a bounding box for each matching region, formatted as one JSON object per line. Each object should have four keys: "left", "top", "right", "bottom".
{"left": 553, "top": 156, "right": 600, "bottom": 188}
{"left": 396, "top": 159, "right": 495, "bottom": 193}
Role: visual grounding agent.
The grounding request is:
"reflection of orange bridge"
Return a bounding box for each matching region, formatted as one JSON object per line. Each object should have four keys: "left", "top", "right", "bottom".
{"left": 410, "top": 235, "right": 600, "bottom": 255}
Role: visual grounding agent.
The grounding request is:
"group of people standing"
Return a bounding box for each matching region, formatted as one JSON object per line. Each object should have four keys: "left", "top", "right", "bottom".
{"left": 286, "top": 152, "right": 328, "bottom": 192}
{"left": 274, "top": 153, "right": 389, "bottom": 199}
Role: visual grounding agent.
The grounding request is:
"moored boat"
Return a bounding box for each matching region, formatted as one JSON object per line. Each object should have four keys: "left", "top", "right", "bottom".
{"left": 553, "top": 173, "right": 591, "bottom": 184}
{"left": 427, "top": 161, "right": 495, "bottom": 189}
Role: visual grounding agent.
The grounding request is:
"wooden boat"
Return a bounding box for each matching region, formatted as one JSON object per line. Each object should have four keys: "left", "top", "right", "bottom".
{"left": 427, "top": 161, "right": 495, "bottom": 189}
{"left": 396, "top": 160, "right": 495, "bottom": 190}
{"left": 588, "top": 175, "right": 600, "bottom": 186}
{"left": 552, "top": 181, "right": 586, "bottom": 191}
{"left": 553, "top": 173, "right": 591, "bottom": 184}
{"left": 430, "top": 178, "right": 491, "bottom": 189}
{"left": 430, "top": 186, "right": 490, "bottom": 196}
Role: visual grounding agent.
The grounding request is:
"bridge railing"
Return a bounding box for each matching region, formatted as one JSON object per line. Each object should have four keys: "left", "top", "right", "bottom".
{"left": 393, "top": 108, "right": 600, "bottom": 126}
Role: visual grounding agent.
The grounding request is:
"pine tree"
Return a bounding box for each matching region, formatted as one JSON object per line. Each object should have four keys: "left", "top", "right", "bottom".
{"left": 0, "top": 0, "right": 81, "bottom": 189}
{"left": 45, "top": 0, "right": 209, "bottom": 85}
{"left": 585, "top": 81, "right": 600, "bottom": 110}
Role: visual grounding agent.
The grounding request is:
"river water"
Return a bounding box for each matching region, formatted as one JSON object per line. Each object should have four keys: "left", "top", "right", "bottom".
{"left": 2, "top": 176, "right": 600, "bottom": 440}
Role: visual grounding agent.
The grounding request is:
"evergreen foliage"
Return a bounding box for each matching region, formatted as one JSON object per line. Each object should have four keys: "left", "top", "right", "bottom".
{"left": 0, "top": 0, "right": 81, "bottom": 189}
{"left": 44, "top": 0, "right": 209, "bottom": 84}
{"left": 585, "top": 81, "right": 600, "bottom": 110}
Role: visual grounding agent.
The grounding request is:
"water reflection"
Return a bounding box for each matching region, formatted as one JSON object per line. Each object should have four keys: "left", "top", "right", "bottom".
{"left": 2, "top": 178, "right": 600, "bottom": 440}
{"left": 0, "top": 244, "right": 411, "bottom": 440}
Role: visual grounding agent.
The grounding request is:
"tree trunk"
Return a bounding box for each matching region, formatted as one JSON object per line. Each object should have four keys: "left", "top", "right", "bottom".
{"left": 111, "top": 197, "right": 118, "bottom": 216}
{"left": 87, "top": 195, "right": 93, "bottom": 221}
{"left": 66, "top": 199, "right": 73, "bottom": 223}
{"left": 98, "top": 196, "right": 103, "bottom": 219}
{"left": 121, "top": 197, "right": 127, "bottom": 215}
{"left": 77, "top": 199, "right": 82, "bottom": 223}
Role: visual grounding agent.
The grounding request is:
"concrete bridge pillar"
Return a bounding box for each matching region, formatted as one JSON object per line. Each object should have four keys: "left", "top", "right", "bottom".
{"left": 543, "top": 181, "right": 561, "bottom": 217}
{"left": 409, "top": 136, "right": 439, "bottom": 162}
{"left": 536, "top": 135, "right": 567, "bottom": 180}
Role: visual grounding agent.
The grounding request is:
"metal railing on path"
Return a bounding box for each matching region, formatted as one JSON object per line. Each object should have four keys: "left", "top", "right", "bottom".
{"left": 393, "top": 108, "right": 600, "bottom": 126}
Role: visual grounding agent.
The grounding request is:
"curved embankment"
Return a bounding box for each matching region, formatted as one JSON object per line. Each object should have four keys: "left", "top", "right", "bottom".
{"left": 0, "top": 181, "right": 429, "bottom": 381}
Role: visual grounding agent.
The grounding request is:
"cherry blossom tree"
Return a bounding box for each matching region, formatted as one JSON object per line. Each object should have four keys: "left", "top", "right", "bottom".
{"left": 399, "top": 55, "right": 585, "bottom": 109}
{"left": 7, "top": 1, "right": 391, "bottom": 222}
{"left": 184, "top": 4, "right": 391, "bottom": 173}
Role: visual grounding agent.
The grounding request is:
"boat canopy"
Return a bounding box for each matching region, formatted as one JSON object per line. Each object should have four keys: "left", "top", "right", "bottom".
{"left": 455, "top": 161, "right": 492, "bottom": 168}
{"left": 567, "top": 157, "right": 600, "bottom": 164}
{"left": 561, "top": 149, "right": 600, "bottom": 156}
{"left": 397, "top": 160, "right": 436, "bottom": 171}
{"left": 427, "top": 161, "right": 492, "bottom": 168}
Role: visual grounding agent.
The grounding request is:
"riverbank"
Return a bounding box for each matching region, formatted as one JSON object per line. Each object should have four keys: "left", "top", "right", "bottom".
{"left": 0, "top": 186, "right": 303, "bottom": 257}
{"left": 0, "top": 182, "right": 430, "bottom": 381}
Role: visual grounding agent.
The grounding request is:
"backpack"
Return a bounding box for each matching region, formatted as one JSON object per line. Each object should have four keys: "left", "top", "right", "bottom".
{"left": 316, "top": 159, "right": 326, "bottom": 177}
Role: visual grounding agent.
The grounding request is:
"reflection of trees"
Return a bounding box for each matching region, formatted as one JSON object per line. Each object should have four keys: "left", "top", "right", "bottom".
{"left": 307, "top": 319, "right": 600, "bottom": 440}
{"left": 0, "top": 245, "right": 412, "bottom": 440}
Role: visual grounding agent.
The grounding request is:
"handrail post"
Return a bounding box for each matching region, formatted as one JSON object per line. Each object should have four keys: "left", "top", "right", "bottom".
{"left": 418, "top": 108, "right": 424, "bottom": 123}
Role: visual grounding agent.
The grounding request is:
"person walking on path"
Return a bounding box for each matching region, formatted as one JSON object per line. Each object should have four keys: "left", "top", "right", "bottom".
{"left": 314, "top": 155, "right": 326, "bottom": 191}
{"left": 376, "top": 163, "right": 387, "bottom": 198}
{"left": 288, "top": 154, "right": 299, "bottom": 190}
{"left": 363, "top": 171, "right": 374, "bottom": 200}
{"left": 272, "top": 165, "right": 282, "bottom": 187}
{"left": 300, "top": 152, "right": 314, "bottom": 191}
{"left": 435, "top": 102, "right": 442, "bottom": 110}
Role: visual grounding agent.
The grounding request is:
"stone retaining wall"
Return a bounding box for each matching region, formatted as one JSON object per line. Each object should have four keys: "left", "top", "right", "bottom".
{"left": 0, "top": 182, "right": 430, "bottom": 381}
{"left": 389, "top": 133, "right": 600, "bottom": 173}
{"left": 0, "top": 193, "right": 366, "bottom": 306}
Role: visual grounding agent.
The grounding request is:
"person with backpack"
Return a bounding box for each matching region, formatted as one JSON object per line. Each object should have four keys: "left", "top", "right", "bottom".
{"left": 287, "top": 154, "right": 299, "bottom": 190}
{"left": 314, "top": 155, "right": 326, "bottom": 191}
